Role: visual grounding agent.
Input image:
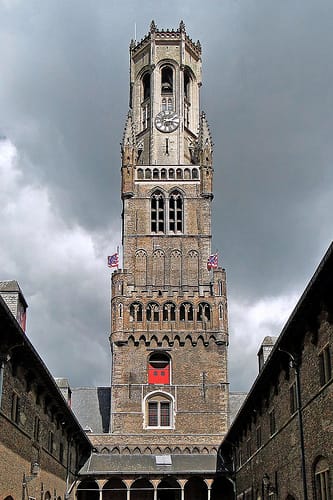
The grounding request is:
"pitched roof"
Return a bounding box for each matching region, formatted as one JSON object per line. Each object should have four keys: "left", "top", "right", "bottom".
{"left": 71, "top": 387, "right": 111, "bottom": 434}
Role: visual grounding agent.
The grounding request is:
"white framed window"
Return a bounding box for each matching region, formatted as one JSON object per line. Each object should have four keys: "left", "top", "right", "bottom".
{"left": 144, "top": 392, "right": 174, "bottom": 428}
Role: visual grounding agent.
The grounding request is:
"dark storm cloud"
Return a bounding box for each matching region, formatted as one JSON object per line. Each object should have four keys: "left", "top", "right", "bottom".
{"left": 1, "top": 0, "right": 333, "bottom": 391}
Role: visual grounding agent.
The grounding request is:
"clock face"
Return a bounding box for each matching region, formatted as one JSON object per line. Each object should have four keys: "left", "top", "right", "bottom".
{"left": 155, "top": 111, "right": 180, "bottom": 133}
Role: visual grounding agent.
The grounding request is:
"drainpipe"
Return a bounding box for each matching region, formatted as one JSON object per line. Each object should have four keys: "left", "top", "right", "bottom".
{"left": 279, "top": 349, "right": 308, "bottom": 500}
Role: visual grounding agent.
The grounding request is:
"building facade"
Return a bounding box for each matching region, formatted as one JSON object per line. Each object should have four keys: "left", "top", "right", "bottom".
{"left": 76, "top": 21, "right": 232, "bottom": 500}
{"left": 0, "top": 284, "right": 91, "bottom": 500}
{"left": 219, "top": 243, "right": 333, "bottom": 499}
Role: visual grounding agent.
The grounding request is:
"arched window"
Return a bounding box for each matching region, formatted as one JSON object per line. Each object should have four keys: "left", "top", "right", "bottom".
{"left": 169, "top": 168, "right": 175, "bottom": 179}
{"left": 192, "top": 168, "right": 199, "bottom": 179}
{"left": 145, "top": 168, "right": 151, "bottom": 179}
{"left": 148, "top": 352, "right": 170, "bottom": 384}
{"left": 163, "top": 302, "right": 176, "bottom": 321}
{"left": 218, "top": 280, "right": 223, "bottom": 295}
{"left": 161, "top": 66, "right": 173, "bottom": 94}
{"left": 151, "top": 191, "right": 165, "bottom": 233}
{"left": 314, "top": 457, "right": 330, "bottom": 500}
{"left": 147, "top": 302, "right": 159, "bottom": 322}
{"left": 197, "top": 302, "right": 211, "bottom": 321}
{"left": 161, "top": 168, "right": 167, "bottom": 179}
{"left": 118, "top": 303, "right": 123, "bottom": 318}
{"left": 184, "top": 68, "right": 191, "bottom": 100}
{"left": 145, "top": 392, "right": 173, "bottom": 427}
{"left": 130, "top": 302, "right": 143, "bottom": 322}
{"left": 180, "top": 302, "right": 193, "bottom": 321}
{"left": 137, "top": 168, "right": 144, "bottom": 179}
{"left": 153, "top": 168, "right": 159, "bottom": 179}
{"left": 142, "top": 73, "right": 151, "bottom": 100}
{"left": 219, "top": 303, "right": 223, "bottom": 320}
{"left": 169, "top": 191, "right": 183, "bottom": 233}
{"left": 176, "top": 168, "right": 182, "bottom": 179}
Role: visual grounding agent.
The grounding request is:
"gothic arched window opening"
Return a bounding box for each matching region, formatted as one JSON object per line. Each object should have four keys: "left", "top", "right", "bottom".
{"left": 145, "top": 393, "right": 173, "bottom": 427}
{"left": 169, "top": 191, "right": 183, "bottom": 232}
{"left": 180, "top": 302, "right": 193, "bottom": 321}
{"left": 197, "top": 302, "right": 211, "bottom": 322}
{"left": 161, "top": 66, "right": 173, "bottom": 94}
{"left": 147, "top": 302, "right": 159, "bottom": 322}
{"left": 142, "top": 72, "right": 151, "bottom": 100}
{"left": 163, "top": 302, "right": 176, "bottom": 321}
{"left": 148, "top": 352, "right": 170, "bottom": 384}
{"left": 129, "top": 302, "right": 143, "bottom": 322}
{"left": 151, "top": 191, "right": 165, "bottom": 233}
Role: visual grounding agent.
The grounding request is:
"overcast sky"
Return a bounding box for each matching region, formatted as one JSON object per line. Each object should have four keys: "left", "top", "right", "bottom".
{"left": 1, "top": 0, "right": 333, "bottom": 392}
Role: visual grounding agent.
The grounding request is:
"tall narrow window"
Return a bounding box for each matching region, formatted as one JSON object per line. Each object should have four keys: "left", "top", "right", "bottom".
{"left": 197, "top": 303, "right": 211, "bottom": 321}
{"left": 11, "top": 392, "right": 20, "bottom": 424}
{"left": 151, "top": 191, "right": 165, "bottom": 233}
{"left": 314, "top": 458, "right": 330, "bottom": 500}
{"left": 130, "top": 302, "right": 143, "bottom": 322}
{"left": 147, "top": 302, "right": 159, "bottom": 322}
{"left": 163, "top": 302, "right": 176, "bottom": 321}
{"left": 34, "top": 416, "right": 40, "bottom": 441}
{"left": 169, "top": 191, "right": 183, "bottom": 232}
{"left": 319, "top": 344, "right": 331, "bottom": 386}
{"left": 269, "top": 408, "right": 276, "bottom": 436}
{"left": 289, "top": 382, "right": 297, "bottom": 414}
{"left": 161, "top": 66, "right": 173, "bottom": 94}
{"left": 180, "top": 302, "right": 193, "bottom": 321}
{"left": 143, "top": 73, "right": 151, "bottom": 100}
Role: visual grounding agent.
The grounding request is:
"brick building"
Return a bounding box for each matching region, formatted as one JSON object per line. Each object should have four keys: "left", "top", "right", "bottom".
{"left": 74, "top": 21, "right": 233, "bottom": 500}
{"left": 219, "top": 243, "right": 333, "bottom": 499}
{"left": 0, "top": 283, "right": 91, "bottom": 500}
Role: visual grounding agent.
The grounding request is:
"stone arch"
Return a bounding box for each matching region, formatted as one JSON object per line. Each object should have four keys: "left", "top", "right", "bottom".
{"left": 44, "top": 493, "right": 51, "bottom": 500}
{"left": 144, "top": 447, "right": 152, "bottom": 454}
{"left": 184, "top": 447, "right": 191, "bottom": 454}
{"left": 187, "top": 250, "right": 199, "bottom": 286}
{"left": 211, "top": 477, "right": 234, "bottom": 500}
{"left": 101, "top": 446, "right": 109, "bottom": 454}
{"left": 184, "top": 477, "right": 207, "bottom": 500}
{"left": 170, "top": 249, "right": 182, "bottom": 286}
{"left": 153, "top": 446, "right": 162, "bottom": 454}
{"left": 202, "top": 447, "right": 209, "bottom": 454}
{"left": 135, "top": 250, "right": 147, "bottom": 286}
{"left": 103, "top": 478, "right": 126, "bottom": 500}
{"left": 158, "top": 477, "right": 181, "bottom": 500}
{"left": 133, "top": 447, "right": 141, "bottom": 454}
{"left": 152, "top": 250, "right": 165, "bottom": 286}
{"left": 77, "top": 481, "right": 99, "bottom": 500}
{"left": 131, "top": 478, "right": 154, "bottom": 500}
{"left": 111, "top": 447, "right": 120, "bottom": 454}
{"left": 163, "top": 446, "right": 172, "bottom": 453}
{"left": 192, "top": 447, "right": 200, "bottom": 453}
{"left": 122, "top": 447, "right": 131, "bottom": 454}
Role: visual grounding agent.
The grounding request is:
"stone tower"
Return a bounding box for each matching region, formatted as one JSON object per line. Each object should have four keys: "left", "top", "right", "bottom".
{"left": 109, "top": 20, "right": 229, "bottom": 452}
{"left": 77, "top": 21, "right": 232, "bottom": 500}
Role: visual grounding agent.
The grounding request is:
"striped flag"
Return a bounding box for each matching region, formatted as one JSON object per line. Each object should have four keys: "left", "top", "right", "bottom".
{"left": 107, "top": 253, "right": 119, "bottom": 268}
{"left": 207, "top": 253, "right": 218, "bottom": 270}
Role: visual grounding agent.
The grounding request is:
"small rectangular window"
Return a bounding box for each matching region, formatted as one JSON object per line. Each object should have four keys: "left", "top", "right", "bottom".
{"left": 319, "top": 345, "right": 332, "bottom": 386}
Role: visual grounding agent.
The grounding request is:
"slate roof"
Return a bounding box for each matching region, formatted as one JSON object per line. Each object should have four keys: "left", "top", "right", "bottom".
{"left": 71, "top": 387, "right": 111, "bottom": 433}
{"left": 229, "top": 392, "right": 247, "bottom": 423}
{"left": 80, "top": 453, "right": 218, "bottom": 476}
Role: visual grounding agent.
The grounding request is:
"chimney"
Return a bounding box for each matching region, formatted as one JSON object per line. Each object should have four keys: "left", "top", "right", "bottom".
{"left": 0, "top": 280, "right": 28, "bottom": 331}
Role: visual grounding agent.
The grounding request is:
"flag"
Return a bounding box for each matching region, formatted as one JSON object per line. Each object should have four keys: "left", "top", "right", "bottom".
{"left": 107, "top": 253, "right": 119, "bottom": 268}
{"left": 207, "top": 253, "right": 218, "bottom": 270}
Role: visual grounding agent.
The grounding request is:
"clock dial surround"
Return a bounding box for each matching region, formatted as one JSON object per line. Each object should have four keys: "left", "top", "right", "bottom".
{"left": 155, "top": 110, "right": 180, "bottom": 133}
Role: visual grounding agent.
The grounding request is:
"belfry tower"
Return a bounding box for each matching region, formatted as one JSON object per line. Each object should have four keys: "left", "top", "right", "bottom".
{"left": 111, "top": 19, "right": 229, "bottom": 449}
{"left": 82, "top": 21, "right": 231, "bottom": 496}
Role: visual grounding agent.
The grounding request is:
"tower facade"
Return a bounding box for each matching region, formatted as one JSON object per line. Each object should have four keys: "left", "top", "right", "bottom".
{"left": 77, "top": 21, "right": 232, "bottom": 500}
{"left": 109, "top": 20, "right": 229, "bottom": 452}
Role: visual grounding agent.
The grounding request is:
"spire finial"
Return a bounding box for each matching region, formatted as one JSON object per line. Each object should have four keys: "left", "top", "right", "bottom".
{"left": 179, "top": 20, "right": 186, "bottom": 33}
{"left": 150, "top": 20, "right": 157, "bottom": 33}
